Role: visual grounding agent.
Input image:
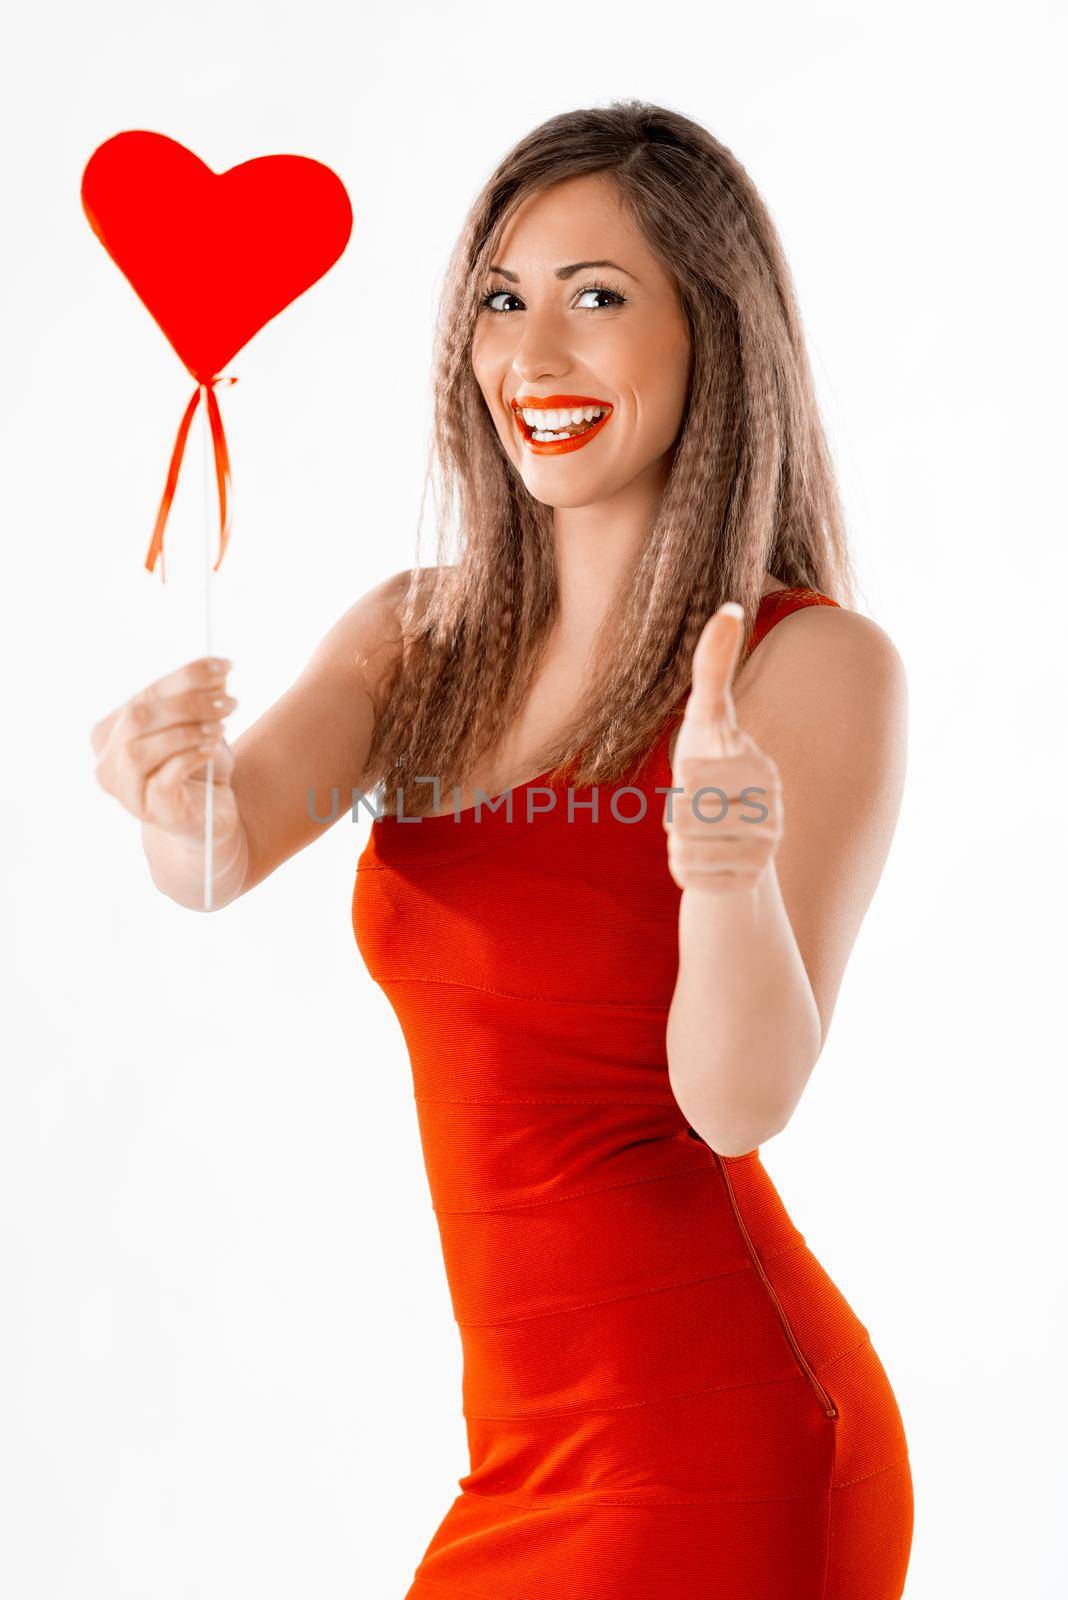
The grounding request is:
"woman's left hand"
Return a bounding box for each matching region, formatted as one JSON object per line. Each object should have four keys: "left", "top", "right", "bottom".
{"left": 664, "top": 602, "right": 784, "bottom": 895}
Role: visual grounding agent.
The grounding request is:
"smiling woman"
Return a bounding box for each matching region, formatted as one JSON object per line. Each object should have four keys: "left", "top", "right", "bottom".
{"left": 346, "top": 99, "right": 914, "bottom": 1600}
{"left": 357, "top": 103, "right": 857, "bottom": 820}
{"left": 469, "top": 171, "right": 695, "bottom": 569}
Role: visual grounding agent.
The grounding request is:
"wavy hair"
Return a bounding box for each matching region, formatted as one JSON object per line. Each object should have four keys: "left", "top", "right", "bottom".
{"left": 359, "top": 98, "right": 858, "bottom": 817}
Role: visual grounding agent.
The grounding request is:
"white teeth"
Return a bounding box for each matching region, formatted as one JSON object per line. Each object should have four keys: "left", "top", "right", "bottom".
{"left": 521, "top": 404, "right": 606, "bottom": 429}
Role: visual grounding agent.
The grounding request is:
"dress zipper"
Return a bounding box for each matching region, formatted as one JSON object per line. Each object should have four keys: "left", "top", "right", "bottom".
{"left": 713, "top": 1152, "right": 838, "bottom": 1420}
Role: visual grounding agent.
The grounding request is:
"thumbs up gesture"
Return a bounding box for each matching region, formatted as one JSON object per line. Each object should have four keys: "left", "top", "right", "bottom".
{"left": 664, "top": 602, "right": 784, "bottom": 895}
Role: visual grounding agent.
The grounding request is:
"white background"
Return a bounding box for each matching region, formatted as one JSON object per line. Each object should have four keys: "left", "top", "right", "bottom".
{"left": 2, "top": 2, "right": 1065, "bottom": 1596}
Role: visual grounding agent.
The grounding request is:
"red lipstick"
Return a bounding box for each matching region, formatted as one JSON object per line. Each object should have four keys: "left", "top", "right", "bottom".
{"left": 510, "top": 394, "right": 614, "bottom": 456}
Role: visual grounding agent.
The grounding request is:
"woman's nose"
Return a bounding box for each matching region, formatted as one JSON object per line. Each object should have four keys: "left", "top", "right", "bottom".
{"left": 510, "top": 308, "right": 574, "bottom": 376}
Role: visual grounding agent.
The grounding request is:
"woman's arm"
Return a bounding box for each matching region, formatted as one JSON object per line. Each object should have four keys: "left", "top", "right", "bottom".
{"left": 665, "top": 605, "right": 908, "bottom": 1155}
{"left": 141, "top": 567, "right": 414, "bottom": 907}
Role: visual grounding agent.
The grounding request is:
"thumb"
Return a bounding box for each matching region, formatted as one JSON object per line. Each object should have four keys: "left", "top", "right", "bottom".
{"left": 689, "top": 601, "right": 744, "bottom": 729}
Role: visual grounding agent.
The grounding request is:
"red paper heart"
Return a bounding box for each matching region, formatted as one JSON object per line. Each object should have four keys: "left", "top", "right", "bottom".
{"left": 81, "top": 130, "right": 353, "bottom": 381}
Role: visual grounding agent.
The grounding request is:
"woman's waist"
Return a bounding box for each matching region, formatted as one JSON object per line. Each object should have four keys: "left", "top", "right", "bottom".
{"left": 453, "top": 1228, "right": 857, "bottom": 1430}
{"left": 430, "top": 1147, "right": 802, "bottom": 1325}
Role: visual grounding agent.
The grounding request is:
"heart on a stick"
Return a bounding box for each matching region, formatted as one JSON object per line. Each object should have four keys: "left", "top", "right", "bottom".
{"left": 81, "top": 129, "right": 353, "bottom": 381}
{"left": 81, "top": 130, "right": 353, "bottom": 577}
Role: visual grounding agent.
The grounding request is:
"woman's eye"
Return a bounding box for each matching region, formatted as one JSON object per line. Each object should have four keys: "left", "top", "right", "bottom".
{"left": 575, "top": 287, "right": 624, "bottom": 310}
{"left": 480, "top": 284, "right": 626, "bottom": 314}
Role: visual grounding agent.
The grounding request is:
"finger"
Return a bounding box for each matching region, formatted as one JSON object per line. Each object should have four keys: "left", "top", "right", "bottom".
{"left": 663, "top": 785, "right": 781, "bottom": 836}
{"left": 673, "top": 741, "right": 775, "bottom": 783}
{"left": 669, "top": 832, "right": 774, "bottom": 872}
{"left": 125, "top": 662, "right": 233, "bottom": 729}
{"left": 117, "top": 685, "right": 234, "bottom": 751}
{"left": 144, "top": 655, "right": 233, "bottom": 698}
{"left": 669, "top": 754, "right": 780, "bottom": 807}
{"left": 689, "top": 603, "right": 744, "bottom": 730}
{"left": 146, "top": 743, "right": 224, "bottom": 800}
{"left": 91, "top": 659, "right": 231, "bottom": 755}
{"left": 89, "top": 716, "right": 114, "bottom": 757}
{"left": 125, "top": 720, "right": 225, "bottom": 783}
{"left": 132, "top": 685, "right": 238, "bottom": 737}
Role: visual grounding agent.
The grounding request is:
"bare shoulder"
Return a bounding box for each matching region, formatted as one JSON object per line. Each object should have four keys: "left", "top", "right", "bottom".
{"left": 734, "top": 601, "right": 908, "bottom": 802}
{"left": 740, "top": 601, "right": 907, "bottom": 720}
{"left": 669, "top": 601, "right": 907, "bottom": 769}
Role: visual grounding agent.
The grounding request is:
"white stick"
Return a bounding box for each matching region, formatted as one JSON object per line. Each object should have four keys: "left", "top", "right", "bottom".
{"left": 201, "top": 384, "right": 215, "bottom": 911}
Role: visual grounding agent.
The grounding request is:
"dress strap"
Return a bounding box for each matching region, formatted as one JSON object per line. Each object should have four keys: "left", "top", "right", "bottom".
{"left": 744, "top": 585, "right": 840, "bottom": 659}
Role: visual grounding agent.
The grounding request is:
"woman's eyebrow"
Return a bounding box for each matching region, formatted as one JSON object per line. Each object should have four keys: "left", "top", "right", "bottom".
{"left": 486, "top": 259, "right": 639, "bottom": 283}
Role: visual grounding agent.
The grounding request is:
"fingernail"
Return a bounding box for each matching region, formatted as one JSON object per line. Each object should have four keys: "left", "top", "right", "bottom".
{"left": 720, "top": 602, "right": 743, "bottom": 619}
{"left": 208, "top": 657, "right": 230, "bottom": 672}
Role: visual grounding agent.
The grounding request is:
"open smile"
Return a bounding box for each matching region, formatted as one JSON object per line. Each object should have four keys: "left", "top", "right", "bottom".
{"left": 510, "top": 393, "right": 614, "bottom": 456}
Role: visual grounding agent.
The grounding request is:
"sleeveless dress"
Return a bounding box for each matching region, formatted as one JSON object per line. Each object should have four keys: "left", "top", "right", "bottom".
{"left": 351, "top": 587, "right": 914, "bottom": 1600}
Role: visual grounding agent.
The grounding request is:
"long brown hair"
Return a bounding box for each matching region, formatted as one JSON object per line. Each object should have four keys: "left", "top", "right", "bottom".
{"left": 358, "top": 99, "right": 858, "bottom": 817}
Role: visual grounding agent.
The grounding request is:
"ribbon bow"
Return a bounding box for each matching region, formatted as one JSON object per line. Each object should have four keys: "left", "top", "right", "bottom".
{"left": 146, "top": 375, "right": 238, "bottom": 580}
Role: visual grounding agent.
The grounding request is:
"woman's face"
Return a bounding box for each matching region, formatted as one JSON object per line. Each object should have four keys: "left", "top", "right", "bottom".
{"left": 471, "top": 173, "right": 693, "bottom": 509}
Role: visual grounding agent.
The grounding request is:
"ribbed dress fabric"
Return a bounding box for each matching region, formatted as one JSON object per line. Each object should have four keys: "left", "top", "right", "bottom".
{"left": 352, "top": 587, "right": 914, "bottom": 1599}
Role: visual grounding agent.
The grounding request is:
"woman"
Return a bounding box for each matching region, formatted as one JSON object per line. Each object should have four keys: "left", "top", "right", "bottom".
{"left": 92, "top": 102, "right": 913, "bottom": 1598}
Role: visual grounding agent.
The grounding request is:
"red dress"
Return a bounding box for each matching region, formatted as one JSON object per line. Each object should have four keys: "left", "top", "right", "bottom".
{"left": 352, "top": 587, "right": 914, "bottom": 1599}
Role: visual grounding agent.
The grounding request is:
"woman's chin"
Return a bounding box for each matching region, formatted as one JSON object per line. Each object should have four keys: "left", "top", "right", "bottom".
{"left": 518, "top": 473, "right": 615, "bottom": 511}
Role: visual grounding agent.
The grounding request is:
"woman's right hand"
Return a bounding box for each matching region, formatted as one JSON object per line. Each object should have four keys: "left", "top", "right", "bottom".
{"left": 90, "top": 655, "right": 240, "bottom": 845}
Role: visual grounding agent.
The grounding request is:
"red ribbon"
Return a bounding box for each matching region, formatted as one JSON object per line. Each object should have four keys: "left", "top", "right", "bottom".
{"left": 145, "top": 375, "right": 238, "bottom": 580}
